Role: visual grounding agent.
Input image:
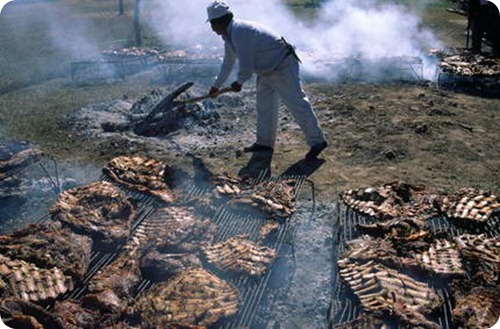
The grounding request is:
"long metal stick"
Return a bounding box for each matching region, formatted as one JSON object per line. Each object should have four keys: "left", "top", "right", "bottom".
{"left": 182, "top": 87, "right": 233, "bottom": 104}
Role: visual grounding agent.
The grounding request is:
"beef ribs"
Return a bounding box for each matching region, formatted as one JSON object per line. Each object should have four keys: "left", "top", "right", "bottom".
{"left": 0, "top": 255, "right": 74, "bottom": 303}
{"left": 103, "top": 155, "right": 177, "bottom": 203}
{"left": 202, "top": 234, "right": 277, "bottom": 276}
{"left": 50, "top": 181, "right": 136, "bottom": 249}
{"left": 0, "top": 221, "right": 92, "bottom": 281}
{"left": 454, "top": 234, "right": 500, "bottom": 284}
{"left": 411, "top": 239, "right": 465, "bottom": 277}
{"left": 133, "top": 268, "right": 240, "bottom": 327}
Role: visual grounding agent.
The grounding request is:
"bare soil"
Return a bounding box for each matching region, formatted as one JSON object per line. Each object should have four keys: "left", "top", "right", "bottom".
{"left": 60, "top": 73, "right": 500, "bottom": 200}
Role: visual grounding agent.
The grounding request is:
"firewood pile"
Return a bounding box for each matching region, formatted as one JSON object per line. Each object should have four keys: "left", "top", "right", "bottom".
{"left": 336, "top": 181, "right": 500, "bottom": 328}
{"left": 0, "top": 155, "right": 298, "bottom": 328}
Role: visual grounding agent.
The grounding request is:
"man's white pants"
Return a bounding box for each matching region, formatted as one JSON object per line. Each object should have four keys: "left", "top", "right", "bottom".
{"left": 255, "top": 56, "right": 326, "bottom": 148}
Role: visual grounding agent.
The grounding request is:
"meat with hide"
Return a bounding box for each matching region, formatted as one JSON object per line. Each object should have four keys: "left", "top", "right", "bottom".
{"left": 103, "top": 155, "right": 177, "bottom": 203}
{"left": 411, "top": 239, "right": 465, "bottom": 277}
{"left": 0, "top": 139, "right": 42, "bottom": 178}
{"left": 454, "top": 234, "right": 500, "bottom": 285}
{"left": 340, "top": 181, "right": 440, "bottom": 220}
{"left": 53, "top": 299, "right": 104, "bottom": 329}
{"left": 140, "top": 250, "right": 201, "bottom": 282}
{"left": 133, "top": 268, "right": 239, "bottom": 327}
{"left": 338, "top": 257, "right": 442, "bottom": 329}
{"left": 0, "top": 221, "right": 92, "bottom": 282}
{"left": 50, "top": 181, "right": 136, "bottom": 249}
{"left": 134, "top": 206, "right": 216, "bottom": 253}
{"left": 227, "top": 179, "right": 296, "bottom": 220}
{"left": 202, "top": 234, "right": 277, "bottom": 276}
{"left": 0, "top": 255, "right": 74, "bottom": 303}
{"left": 451, "top": 283, "right": 500, "bottom": 329}
{"left": 436, "top": 188, "right": 500, "bottom": 224}
{"left": 0, "top": 297, "right": 64, "bottom": 329}
{"left": 338, "top": 236, "right": 403, "bottom": 269}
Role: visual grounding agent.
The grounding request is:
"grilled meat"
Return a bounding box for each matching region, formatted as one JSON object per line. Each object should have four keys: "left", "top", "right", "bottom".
{"left": 454, "top": 234, "right": 500, "bottom": 284}
{"left": 436, "top": 188, "right": 500, "bottom": 224}
{"left": 340, "top": 181, "right": 440, "bottom": 220}
{"left": 227, "top": 179, "right": 296, "bottom": 220}
{"left": 202, "top": 235, "right": 277, "bottom": 276}
{"left": 50, "top": 181, "right": 136, "bottom": 249}
{"left": 103, "top": 155, "right": 177, "bottom": 203}
{"left": 0, "top": 297, "right": 64, "bottom": 329}
{"left": 356, "top": 217, "right": 429, "bottom": 241}
{"left": 259, "top": 220, "right": 280, "bottom": 240}
{"left": 140, "top": 250, "right": 201, "bottom": 282}
{"left": 0, "top": 139, "right": 42, "bottom": 178}
{"left": 0, "top": 221, "right": 91, "bottom": 282}
{"left": 0, "top": 255, "right": 74, "bottom": 303}
{"left": 411, "top": 239, "right": 465, "bottom": 276}
{"left": 133, "top": 268, "right": 239, "bottom": 327}
{"left": 53, "top": 299, "right": 103, "bottom": 329}
{"left": 338, "top": 257, "right": 442, "bottom": 328}
{"left": 451, "top": 283, "right": 500, "bottom": 329}
{"left": 134, "top": 206, "right": 216, "bottom": 253}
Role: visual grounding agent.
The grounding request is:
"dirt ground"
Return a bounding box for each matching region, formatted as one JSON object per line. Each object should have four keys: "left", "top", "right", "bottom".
{"left": 60, "top": 72, "right": 500, "bottom": 200}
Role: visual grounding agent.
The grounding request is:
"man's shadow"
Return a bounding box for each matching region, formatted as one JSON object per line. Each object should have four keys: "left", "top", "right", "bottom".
{"left": 237, "top": 150, "right": 273, "bottom": 180}
{"left": 280, "top": 157, "right": 325, "bottom": 178}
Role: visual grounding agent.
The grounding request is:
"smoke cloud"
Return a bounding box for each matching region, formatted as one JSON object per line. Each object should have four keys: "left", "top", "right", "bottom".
{"left": 145, "top": 0, "right": 442, "bottom": 81}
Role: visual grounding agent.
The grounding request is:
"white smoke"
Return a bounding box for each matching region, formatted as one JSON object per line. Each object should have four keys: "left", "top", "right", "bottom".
{"left": 145, "top": 0, "right": 443, "bottom": 81}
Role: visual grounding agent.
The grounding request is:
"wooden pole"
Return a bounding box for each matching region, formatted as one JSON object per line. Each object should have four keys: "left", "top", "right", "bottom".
{"left": 134, "top": 0, "right": 141, "bottom": 47}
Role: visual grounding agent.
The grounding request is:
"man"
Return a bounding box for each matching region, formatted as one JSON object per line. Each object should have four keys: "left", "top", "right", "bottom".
{"left": 468, "top": 0, "right": 492, "bottom": 54}
{"left": 206, "top": 1, "right": 328, "bottom": 160}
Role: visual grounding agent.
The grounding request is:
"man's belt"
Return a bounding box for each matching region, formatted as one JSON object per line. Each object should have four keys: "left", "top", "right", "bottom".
{"left": 281, "top": 37, "right": 301, "bottom": 63}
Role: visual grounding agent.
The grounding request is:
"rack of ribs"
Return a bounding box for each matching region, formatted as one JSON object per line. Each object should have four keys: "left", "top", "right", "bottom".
{"left": 337, "top": 258, "right": 442, "bottom": 328}
{"left": 411, "top": 239, "right": 465, "bottom": 277}
{"left": 49, "top": 181, "right": 136, "bottom": 249}
{"left": 436, "top": 188, "right": 500, "bottom": 224}
{"left": 103, "top": 155, "right": 177, "bottom": 203}
{"left": 0, "top": 297, "right": 64, "bottom": 329}
{"left": 202, "top": 234, "right": 277, "bottom": 276}
{"left": 0, "top": 221, "right": 92, "bottom": 282}
{"left": 454, "top": 234, "right": 500, "bottom": 285}
{"left": 132, "top": 267, "right": 240, "bottom": 327}
{"left": 339, "top": 181, "right": 440, "bottom": 220}
{"left": 0, "top": 255, "right": 74, "bottom": 303}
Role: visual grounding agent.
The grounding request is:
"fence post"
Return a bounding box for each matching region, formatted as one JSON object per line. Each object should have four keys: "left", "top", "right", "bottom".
{"left": 134, "top": 0, "right": 141, "bottom": 47}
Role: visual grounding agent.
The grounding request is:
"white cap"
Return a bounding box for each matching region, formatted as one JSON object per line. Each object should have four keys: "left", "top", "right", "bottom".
{"left": 206, "top": 1, "right": 231, "bottom": 22}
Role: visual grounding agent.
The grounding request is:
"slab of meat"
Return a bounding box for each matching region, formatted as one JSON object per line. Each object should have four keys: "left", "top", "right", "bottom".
{"left": 0, "top": 221, "right": 92, "bottom": 282}
{"left": 355, "top": 217, "right": 429, "bottom": 242}
{"left": 140, "top": 249, "right": 201, "bottom": 282}
{"left": 436, "top": 188, "right": 500, "bottom": 224}
{"left": 202, "top": 234, "right": 277, "bottom": 276}
{"left": 451, "top": 283, "right": 500, "bottom": 329}
{"left": 0, "top": 298, "right": 64, "bottom": 329}
{"left": 50, "top": 181, "right": 136, "bottom": 249}
{"left": 411, "top": 239, "right": 465, "bottom": 277}
{"left": 103, "top": 155, "right": 177, "bottom": 203}
{"left": 454, "top": 234, "right": 500, "bottom": 285}
{"left": 0, "top": 255, "right": 74, "bottom": 303}
{"left": 133, "top": 268, "right": 240, "bottom": 327}
{"left": 340, "top": 181, "right": 440, "bottom": 220}
{"left": 227, "top": 179, "right": 296, "bottom": 220}
{"left": 338, "top": 258, "right": 442, "bottom": 329}
{"left": 134, "top": 206, "right": 216, "bottom": 253}
{"left": 0, "top": 139, "right": 42, "bottom": 178}
{"left": 53, "top": 299, "right": 103, "bottom": 329}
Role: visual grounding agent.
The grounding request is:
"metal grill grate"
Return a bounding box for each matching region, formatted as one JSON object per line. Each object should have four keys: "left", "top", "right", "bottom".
{"left": 329, "top": 203, "right": 500, "bottom": 329}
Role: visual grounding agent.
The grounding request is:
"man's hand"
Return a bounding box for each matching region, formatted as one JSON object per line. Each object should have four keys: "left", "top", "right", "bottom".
{"left": 230, "top": 81, "right": 242, "bottom": 92}
{"left": 209, "top": 86, "right": 219, "bottom": 98}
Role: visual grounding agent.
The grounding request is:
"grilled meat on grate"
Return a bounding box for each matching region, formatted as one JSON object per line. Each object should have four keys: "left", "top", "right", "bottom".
{"left": 50, "top": 181, "right": 136, "bottom": 249}
{"left": 454, "top": 234, "right": 500, "bottom": 285}
{"left": 0, "top": 298, "right": 64, "bottom": 329}
{"left": 140, "top": 250, "right": 201, "bottom": 282}
{"left": 259, "top": 220, "right": 280, "bottom": 240}
{"left": 356, "top": 217, "right": 429, "bottom": 241}
{"left": 103, "top": 155, "right": 177, "bottom": 203}
{"left": 451, "top": 283, "right": 500, "bottom": 329}
{"left": 133, "top": 268, "right": 240, "bottom": 327}
{"left": 436, "top": 188, "right": 500, "bottom": 224}
{"left": 0, "top": 221, "right": 92, "bottom": 282}
{"left": 411, "top": 239, "right": 465, "bottom": 277}
{"left": 227, "top": 179, "right": 296, "bottom": 220}
{"left": 338, "top": 257, "right": 442, "bottom": 329}
{"left": 340, "top": 181, "right": 440, "bottom": 220}
{"left": 0, "top": 139, "right": 42, "bottom": 179}
{"left": 53, "top": 299, "right": 105, "bottom": 329}
{"left": 0, "top": 255, "right": 74, "bottom": 303}
{"left": 134, "top": 206, "right": 216, "bottom": 253}
{"left": 202, "top": 234, "right": 277, "bottom": 276}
